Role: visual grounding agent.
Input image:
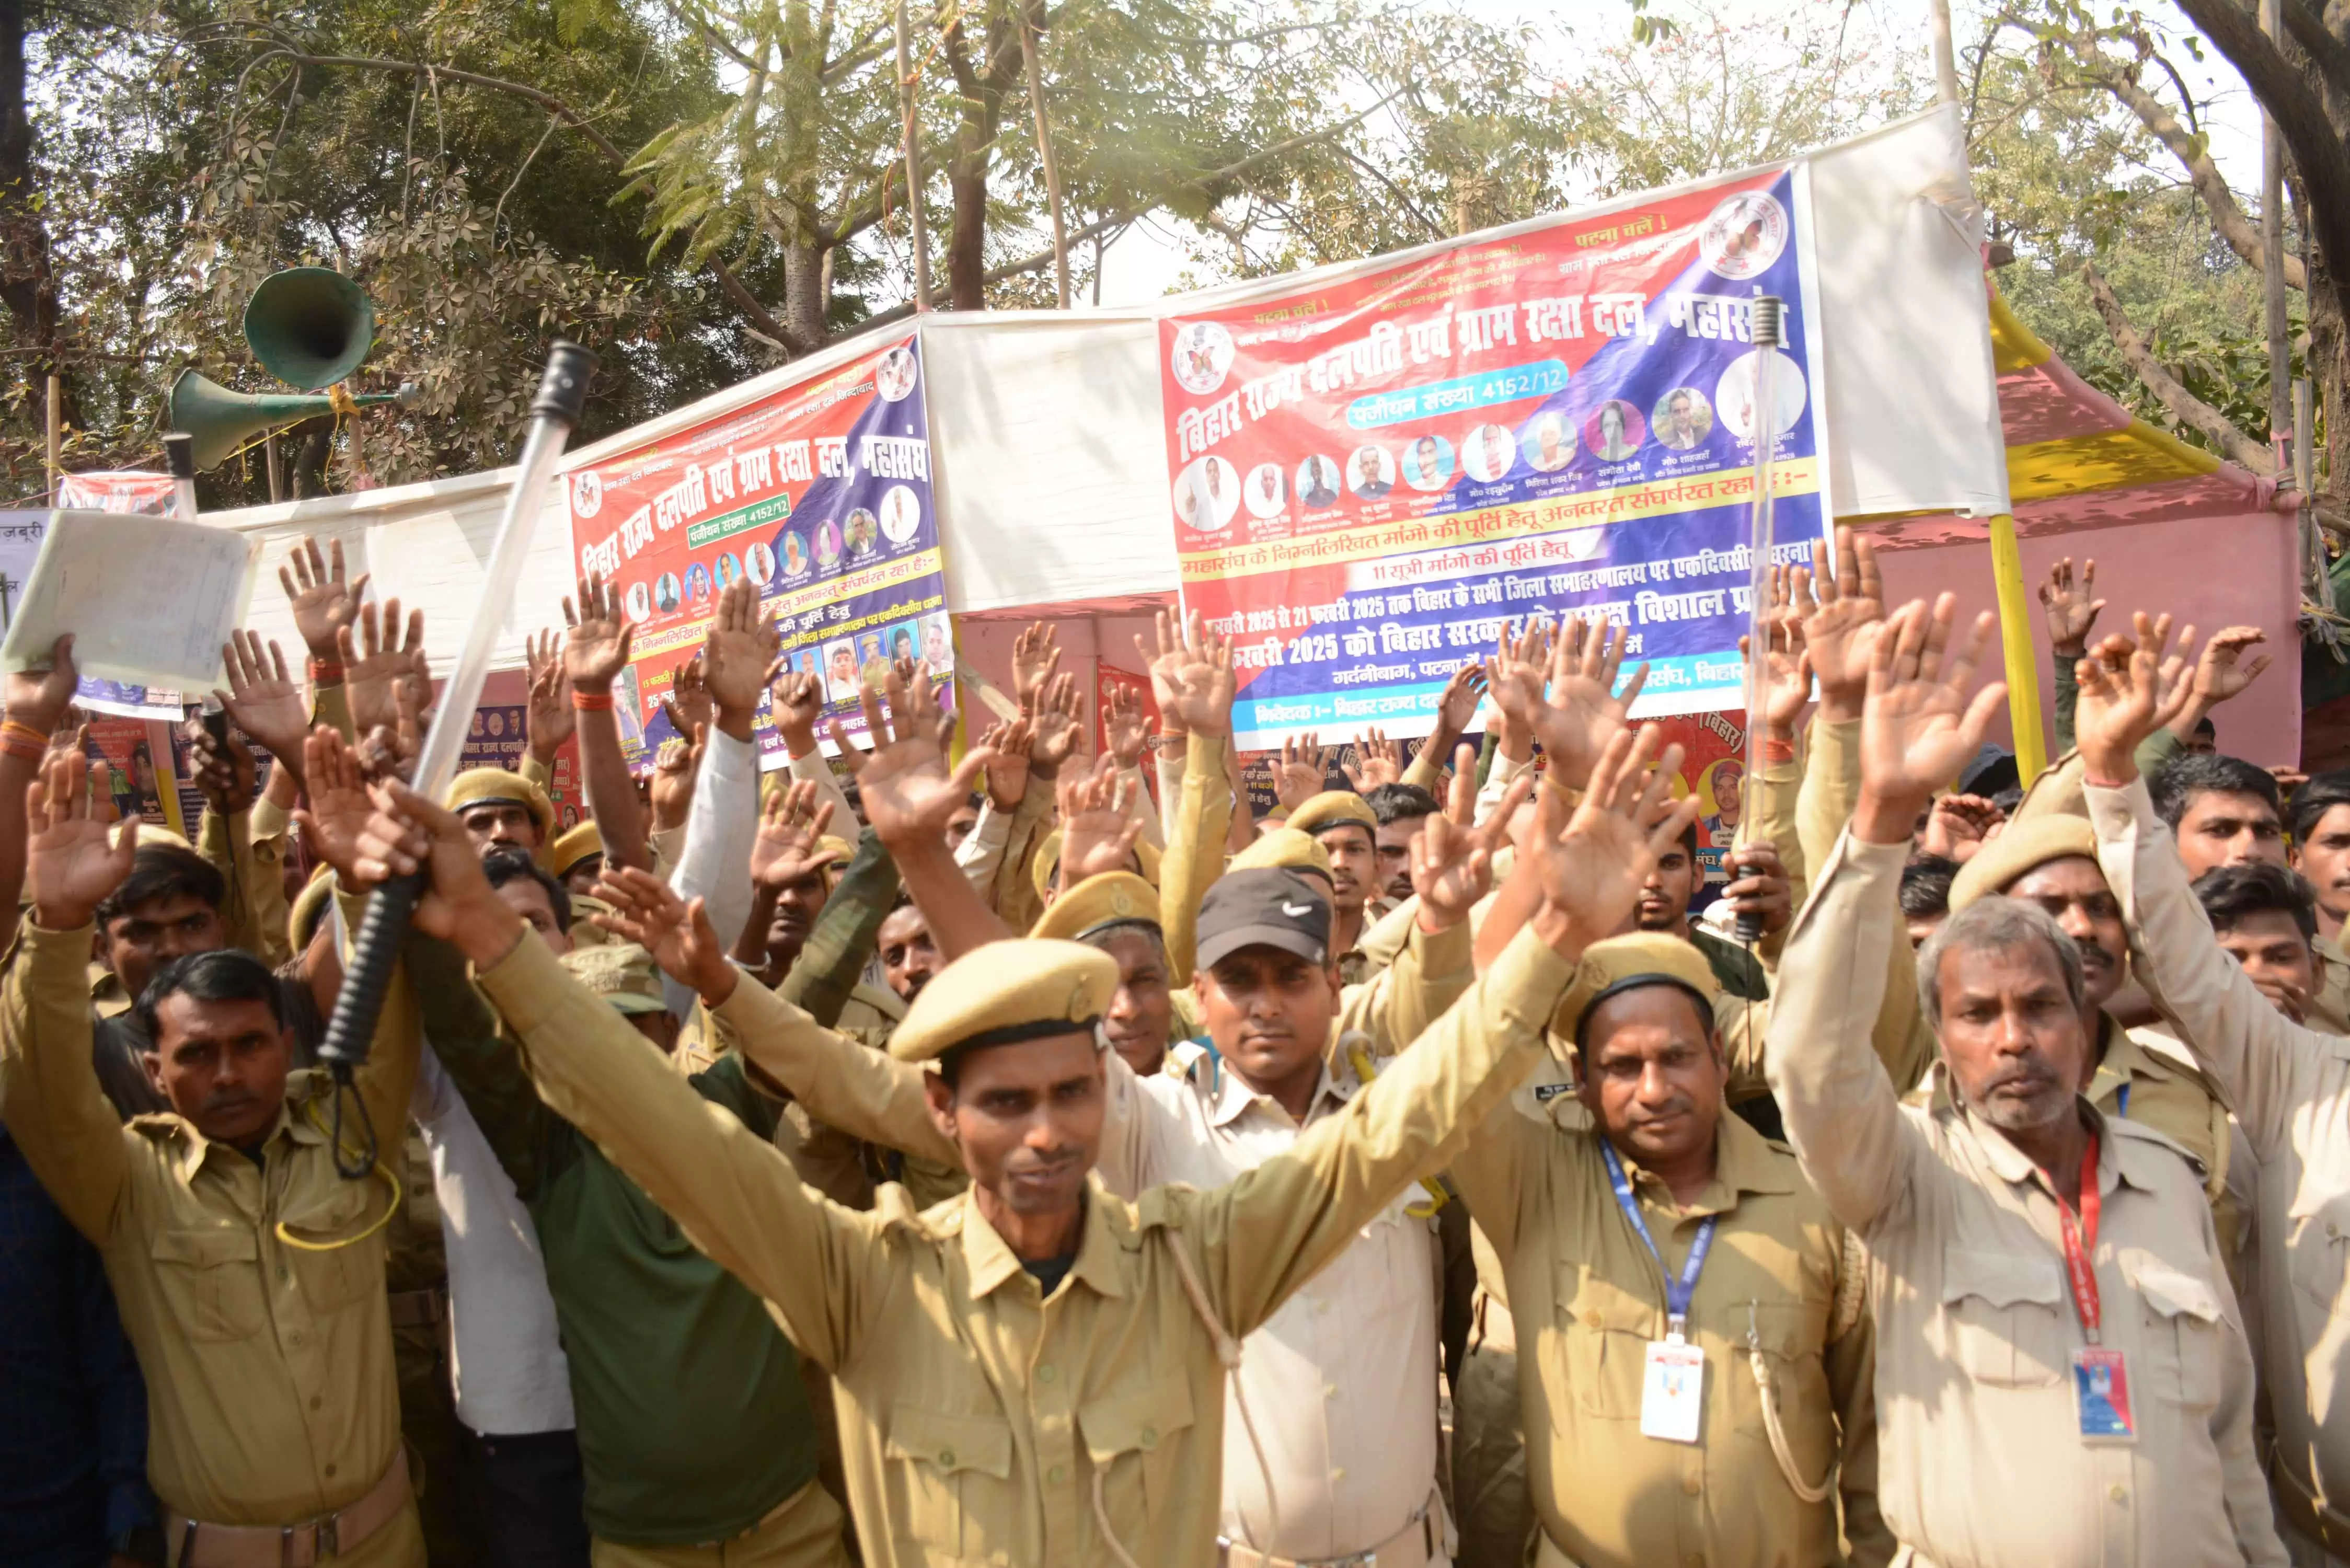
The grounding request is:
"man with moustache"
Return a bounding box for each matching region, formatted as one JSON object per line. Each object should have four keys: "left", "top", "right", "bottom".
{"left": 1766, "top": 599, "right": 2281, "bottom": 1568}
{"left": 2152, "top": 753, "right": 2288, "bottom": 878}
{"left": 2289, "top": 771, "right": 2350, "bottom": 1032}
{"left": 1942, "top": 809, "right": 2237, "bottom": 1256}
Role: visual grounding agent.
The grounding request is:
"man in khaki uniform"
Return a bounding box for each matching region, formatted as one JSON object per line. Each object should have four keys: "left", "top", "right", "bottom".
{"left": 2077, "top": 643, "right": 2350, "bottom": 1563}
{"left": 1, "top": 751, "right": 427, "bottom": 1567}
{"left": 350, "top": 713, "right": 1695, "bottom": 1568}
{"left": 1944, "top": 813, "right": 2238, "bottom": 1259}
{"left": 1766, "top": 600, "right": 2281, "bottom": 1567}
{"left": 1449, "top": 925, "right": 1887, "bottom": 1568}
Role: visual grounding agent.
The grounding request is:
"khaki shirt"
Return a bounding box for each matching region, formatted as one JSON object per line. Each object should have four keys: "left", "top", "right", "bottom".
{"left": 1450, "top": 1077, "right": 1887, "bottom": 1568}
{"left": 1767, "top": 829, "right": 2281, "bottom": 1567}
{"left": 0, "top": 917, "right": 422, "bottom": 1536}
{"left": 474, "top": 921, "right": 1576, "bottom": 1568}
{"left": 2306, "top": 935, "right": 2350, "bottom": 1036}
{"left": 2090, "top": 777, "right": 2350, "bottom": 1548}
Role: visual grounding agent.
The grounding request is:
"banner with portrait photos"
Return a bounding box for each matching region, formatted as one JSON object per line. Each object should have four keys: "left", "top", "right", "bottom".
{"left": 1158, "top": 164, "right": 1830, "bottom": 748}
{"left": 567, "top": 332, "right": 952, "bottom": 768}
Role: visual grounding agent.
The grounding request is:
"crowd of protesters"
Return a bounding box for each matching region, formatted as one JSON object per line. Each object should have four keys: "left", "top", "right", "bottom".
{"left": 3, "top": 529, "right": 2343, "bottom": 1568}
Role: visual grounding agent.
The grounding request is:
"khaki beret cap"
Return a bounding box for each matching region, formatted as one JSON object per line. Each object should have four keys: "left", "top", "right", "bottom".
{"left": 1033, "top": 831, "right": 1161, "bottom": 902}
{"left": 549, "top": 820, "right": 603, "bottom": 879}
{"left": 1227, "top": 827, "right": 1333, "bottom": 880}
{"left": 560, "top": 940, "right": 667, "bottom": 1016}
{"left": 1031, "top": 871, "right": 1160, "bottom": 943}
{"left": 1947, "top": 815, "right": 2101, "bottom": 912}
{"left": 446, "top": 768, "right": 557, "bottom": 841}
{"left": 889, "top": 939, "right": 1117, "bottom": 1064}
{"left": 1287, "top": 790, "right": 1379, "bottom": 837}
{"left": 1550, "top": 931, "right": 1721, "bottom": 1045}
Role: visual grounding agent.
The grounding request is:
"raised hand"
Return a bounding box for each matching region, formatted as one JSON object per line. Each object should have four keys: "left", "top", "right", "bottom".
{"left": 25, "top": 749, "right": 138, "bottom": 929}
{"left": 2189, "top": 625, "right": 2272, "bottom": 711}
{"left": 293, "top": 724, "right": 381, "bottom": 888}
{"left": 1011, "top": 621, "right": 1063, "bottom": 710}
{"left": 1102, "top": 684, "right": 1154, "bottom": 770}
{"left": 1482, "top": 617, "right": 1552, "bottom": 762}
{"left": 832, "top": 664, "right": 993, "bottom": 850}
{"left": 1343, "top": 728, "right": 1403, "bottom": 791}
{"left": 1855, "top": 595, "right": 2009, "bottom": 840}
{"left": 1526, "top": 615, "right": 1650, "bottom": 791}
{"left": 562, "top": 573, "right": 636, "bottom": 693}
{"left": 750, "top": 778, "right": 840, "bottom": 892}
{"left": 979, "top": 716, "right": 1033, "bottom": 810}
{"left": 1027, "top": 672, "right": 1085, "bottom": 780}
{"left": 1918, "top": 793, "right": 2004, "bottom": 864}
{"left": 660, "top": 654, "right": 713, "bottom": 744}
{"left": 2073, "top": 610, "right": 2201, "bottom": 787}
{"left": 6, "top": 633, "right": 77, "bottom": 735}
{"left": 1057, "top": 754, "right": 1144, "bottom": 884}
{"left": 1522, "top": 724, "right": 1700, "bottom": 955}
{"left": 1741, "top": 606, "right": 1811, "bottom": 739}
{"left": 768, "top": 668, "right": 827, "bottom": 756}
{"left": 591, "top": 866, "right": 737, "bottom": 1001}
{"left": 1133, "top": 608, "right": 1236, "bottom": 739}
{"left": 702, "top": 579, "right": 781, "bottom": 733}
{"left": 337, "top": 597, "right": 427, "bottom": 738}
{"left": 1275, "top": 732, "right": 1333, "bottom": 812}
{"left": 649, "top": 728, "right": 705, "bottom": 834}
{"left": 1794, "top": 530, "right": 1885, "bottom": 721}
{"left": 1411, "top": 743, "right": 1526, "bottom": 928}
{"left": 215, "top": 631, "right": 310, "bottom": 768}
{"left": 354, "top": 676, "right": 424, "bottom": 788}
{"left": 524, "top": 628, "right": 573, "bottom": 764}
{"left": 1433, "top": 662, "right": 1489, "bottom": 743}
{"left": 279, "top": 535, "right": 368, "bottom": 661}
{"left": 2038, "top": 556, "right": 2104, "bottom": 655}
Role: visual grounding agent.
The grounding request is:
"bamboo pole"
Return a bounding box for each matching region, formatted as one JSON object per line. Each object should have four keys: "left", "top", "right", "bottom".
{"left": 1928, "top": 0, "right": 1961, "bottom": 109}
{"left": 44, "top": 373, "right": 60, "bottom": 504}
{"left": 896, "top": 0, "right": 933, "bottom": 311}
{"left": 1990, "top": 514, "right": 2047, "bottom": 781}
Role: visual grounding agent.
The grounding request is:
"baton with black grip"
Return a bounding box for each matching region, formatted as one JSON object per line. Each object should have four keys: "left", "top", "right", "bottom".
{"left": 315, "top": 343, "right": 595, "bottom": 1119}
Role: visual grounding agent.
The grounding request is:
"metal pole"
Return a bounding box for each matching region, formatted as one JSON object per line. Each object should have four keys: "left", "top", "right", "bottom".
{"left": 896, "top": 0, "right": 934, "bottom": 312}
{"left": 1018, "top": 8, "right": 1070, "bottom": 309}
{"left": 44, "top": 373, "right": 60, "bottom": 504}
{"left": 264, "top": 434, "right": 284, "bottom": 504}
{"left": 1990, "top": 514, "right": 2047, "bottom": 780}
{"left": 1736, "top": 297, "right": 1784, "bottom": 944}
{"left": 1928, "top": 0, "right": 1961, "bottom": 107}
{"left": 2263, "top": 0, "right": 2295, "bottom": 489}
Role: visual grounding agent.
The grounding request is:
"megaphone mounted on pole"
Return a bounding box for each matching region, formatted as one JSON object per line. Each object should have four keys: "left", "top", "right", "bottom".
{"left": 168, "top": 371, "right": 417, "bottom": 471}
{"left": 168, "top": 265, "right": 417, "bottom": 471}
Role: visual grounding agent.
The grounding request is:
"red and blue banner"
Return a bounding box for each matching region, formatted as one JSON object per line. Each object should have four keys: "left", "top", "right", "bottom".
{"left": 568, "top": 332, "right": 952, "bottom": 767}
{"left": 1158, "top": 164, "right": 1829, "bottom": 747}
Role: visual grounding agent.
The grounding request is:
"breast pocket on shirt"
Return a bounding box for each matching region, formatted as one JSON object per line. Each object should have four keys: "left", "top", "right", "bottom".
{"left": 274, "top": 1175, "right": 384, "bottom": 1312}
{"left": 1723, "top": 1298, "right": 1834, "bottom": 1475}
{"left": 150, "top": 1227, "right": 266, "bottom": 1342}
{"left": 1554, "top": 1268, "right": 1657, "bottom": 1423}
{"left": 1940, "top": 1248, "right": 2067, "bottom": 1389}
{"left": 1078, "top": 1380, "right": 1195, "bottom": 1546}
{"left": 2125, "top": 1253, "right": 2224, "bottom": 1412}
{"left": 2287, "top": 1201, "right": 2350, "bottom": 1319}
{"left": 884, "top": 1403, "right": 1015, "bottom": 1562}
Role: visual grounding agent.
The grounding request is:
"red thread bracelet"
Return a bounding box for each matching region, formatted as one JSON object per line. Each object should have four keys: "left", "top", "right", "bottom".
{"left": 307, "top": 658, "right": 345, "bottom": 686}
{"left": 571, "top": 689, "right": 615, "bottom": 712}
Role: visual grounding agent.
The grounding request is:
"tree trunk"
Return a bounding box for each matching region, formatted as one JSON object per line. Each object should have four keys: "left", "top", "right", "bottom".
{"left": 947, "top": 159, "right": 988, "bottom": 310}
{"left": 0, "top": 0, "right": 73, "bottom": 426}
{"left": 780, "top": 241, "right": 827, "bottom": 355}
{"left": 2309, "top": 240, "right": 2349, "bottom": 512}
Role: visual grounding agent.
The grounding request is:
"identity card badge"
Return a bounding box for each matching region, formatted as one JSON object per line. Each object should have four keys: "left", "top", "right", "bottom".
{"left": 1640, "top": 1339, "right": 1706, "bottom": 1443}
{"left": 2071, "top": 1347, "right": 2136, "bottom": 1443}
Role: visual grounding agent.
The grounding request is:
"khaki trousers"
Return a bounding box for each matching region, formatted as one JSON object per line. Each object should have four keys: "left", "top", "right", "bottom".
{"left": 591, "top": 1481, "right": 850, "bottom": 1568}
{"left": 1449, "top": 1333, "right": 1533, "bottom": 1568}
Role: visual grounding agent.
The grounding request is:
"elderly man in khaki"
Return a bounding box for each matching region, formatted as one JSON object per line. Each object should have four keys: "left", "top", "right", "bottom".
{"left": 346, "top": 716, "right": 1698, "bottom": 1568}
{"left": 1448, "top": 918, "right": 1887, "bottom": 1568}
{"left": 1, "top": 748, "right": 427, "bottom": 1567}
{"left": 2072, "top": 628, "right": 2350, "bottom": 1563}
{"left": 1767, "top": 597, "right": 2282, "bottom": 1568}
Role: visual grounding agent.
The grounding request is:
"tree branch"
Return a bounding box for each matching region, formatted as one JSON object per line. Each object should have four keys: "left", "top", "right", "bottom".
{"left": 2080, "top": 257, "right": 2276, "bottom": 474}
{"left": 2284, "top": 0, "right": 2350, "bottom": 96}
{"left": 2066, "top": 33, "right": 2303, "bottom": 288}
{"left": 252, "top": 49, "right": 809, "bottom": 354}
{"left": 2168, "top": 0, "right": 2350, "bottom": 288}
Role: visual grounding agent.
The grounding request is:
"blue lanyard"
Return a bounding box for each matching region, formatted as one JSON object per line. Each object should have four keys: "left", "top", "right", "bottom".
{"left": 2115, "top": 1082, "right": 2132, "bottom": 1118}
{"left": 1599, "top": 1140, "right": 1718, "bottom": 1340}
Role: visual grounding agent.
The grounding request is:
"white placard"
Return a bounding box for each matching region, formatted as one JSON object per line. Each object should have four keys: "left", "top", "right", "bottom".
{"left": 0, "top": 510, "right": 259, "bottom": 692}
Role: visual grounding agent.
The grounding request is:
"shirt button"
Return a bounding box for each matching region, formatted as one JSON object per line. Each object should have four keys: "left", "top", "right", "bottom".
{"left": 2110, "top": 1484, "right": 2128, "bottom": 1503}
{"left": 1038, "top": 1364, "right": 1056, "bottom": 1383}
{"left": 1684, "top": 1555, "right": 1704, "bottom": 1568}
{"left": 1324, "top": 1384, "right": 1337, "bottom": 1400}
{"left": 1584, "top": 1311, "right": 1603, "bottom": 1328}
{"left": 1331, "top": 1468, "right": 1345, "bottom": 1482}
{"left": 275, "top": 1265, "right": 289, "bottom": 1282}
{"left": 324, "top": 1464, "right": 336, "bottom": 1480}
{"left": 1140, "top": 1426, "right": 1157, "bottom": 1448}
{"left": 309, "top": 1396, "right": 321, "bottom": 1411}
{"left": 940, "top": 1449, "right": 956, "bottom": 1467}
{"left": 1049, "top": 1466, "right": 1066, "bottom": 1486}
{"left": 1682, "top": 1473, "right": 1701, "bottom": 1496}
